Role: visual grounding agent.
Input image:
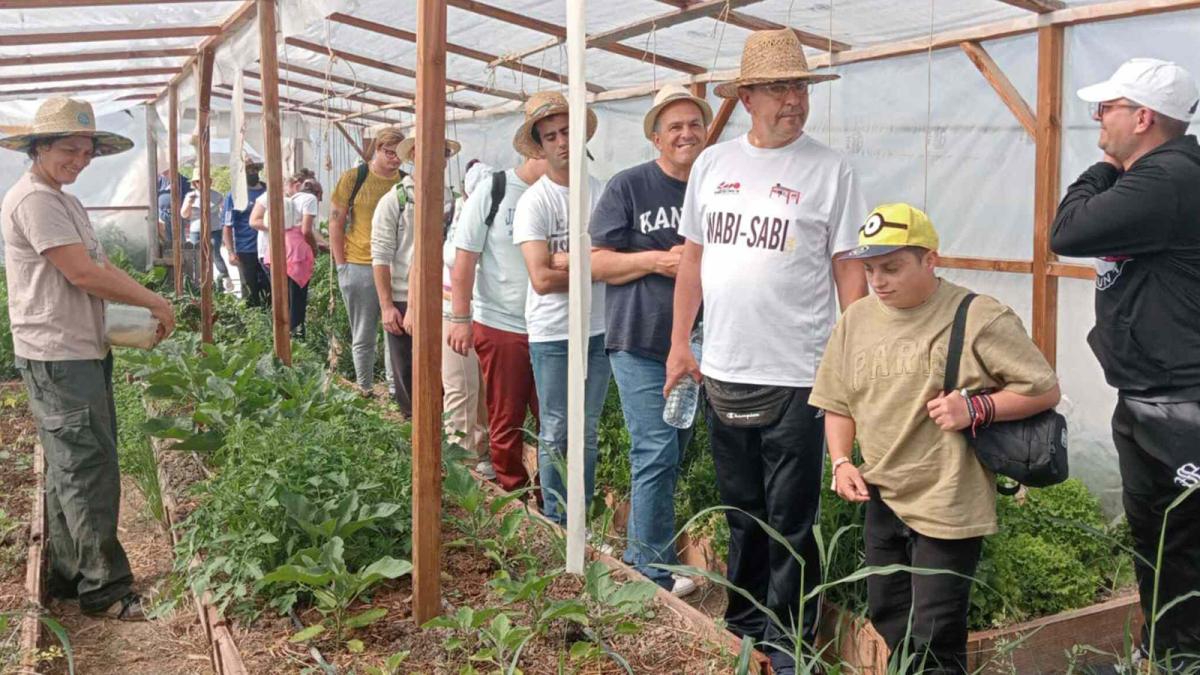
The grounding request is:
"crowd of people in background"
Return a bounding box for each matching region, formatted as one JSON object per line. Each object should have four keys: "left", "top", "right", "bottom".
{"left": 3, "top": 24, "right": 1199, "bottom": 675}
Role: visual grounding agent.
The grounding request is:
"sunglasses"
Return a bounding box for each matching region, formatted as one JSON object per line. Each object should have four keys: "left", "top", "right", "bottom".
{"left": 753, "top": 81, "right": 810, "bottom": 99}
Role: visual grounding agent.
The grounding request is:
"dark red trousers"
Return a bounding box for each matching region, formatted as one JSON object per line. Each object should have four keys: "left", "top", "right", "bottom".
{"left": 473, "top": 321, "right": 539, "bottom": 491}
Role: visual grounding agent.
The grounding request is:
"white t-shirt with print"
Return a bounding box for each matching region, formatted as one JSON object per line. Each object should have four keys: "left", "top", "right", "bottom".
{"left": 253, "top": 191, "right": 302, "bottom": 260}
{"left": 678, "top": 133, "right": 866, "bottom": 387}
{"left": 511, "top": 174, "right": 606, "bottom": 343}
{"left": 453, "top": 169, "right": 533, "bottom": 334}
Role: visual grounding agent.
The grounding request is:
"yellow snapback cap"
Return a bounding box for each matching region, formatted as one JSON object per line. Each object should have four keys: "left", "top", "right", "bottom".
{"left": 840, "top": 202, "right": 939, "bottom": 260}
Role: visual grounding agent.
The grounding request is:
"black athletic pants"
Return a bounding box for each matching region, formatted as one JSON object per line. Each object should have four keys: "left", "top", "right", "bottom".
{"left": 706, "top": 387, "right": 823, "bottom": 661}
{"left": 865, "top": 487, "right": 982, "bottom": 675}
{"left": 1112, "top": 395, "right": 1200, "bottom": 669}
{"left": 384, "top": 301, "right": 414, "bottom": 417}
{"left": 236, "top": 251, "right": 270, "bottom": 308}
{"left": 288, "top": 278, "right": 309, "bottom": 335}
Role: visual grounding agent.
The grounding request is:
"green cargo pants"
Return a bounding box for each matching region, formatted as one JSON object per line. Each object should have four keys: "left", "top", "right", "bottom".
{"left": 16, "top": 353, "right": 133, "bottom": 613}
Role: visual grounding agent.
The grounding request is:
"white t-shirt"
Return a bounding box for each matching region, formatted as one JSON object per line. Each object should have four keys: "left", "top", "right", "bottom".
{"left": 253, "top": 191, "right": 303, "bottom": 260}
{"left": 511, "top": 174, "right": 606, "bottom": 343}
{"left": 678, "top": 133, "right": 866, "bottom": 387}
{"left": 453, "top": 168, "right": 533, "bottom": 333}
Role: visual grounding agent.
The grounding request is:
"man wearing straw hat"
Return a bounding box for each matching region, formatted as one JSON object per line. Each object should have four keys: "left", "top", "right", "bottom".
{"left": 447, "top": 109, "right": 548, "bottom": 491}
{"left": 512, "top": 91, "right": 608, "bottom": 526}
{"left": 369, "top": 135, "right": 459, "bottom": 417}
{"left": 329, "top": 123, "right": 406, "bottom": 397}
{"left": 589, "top": 84, "right": 711, "bottom": 597}
{"left": 1, "top": 97, "right": 176, "bottom": 621}
{"left": 1051, "top": 58, "right": 1200, "bottom": 669}
{"left": 666, "top": 30, "right": 868, "bottom": 671}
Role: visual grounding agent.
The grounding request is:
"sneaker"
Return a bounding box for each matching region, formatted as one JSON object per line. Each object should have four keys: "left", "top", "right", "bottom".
{"left": 84, "top": 592, "right": 148, "bottom": 622}
{"left": 671, "top": 575, "right": 697, "bottom": 598}
{"left": 222, "top": 277, "right": 235, "bottom": 293}
{"left": 769, "top": 651, "right": 797, "bottom": 675}
{"left": 475, "top": 460, "right": 496, "bottom": 480}
{"left": 595, "top": 542, "right": 617, "bottom": 557}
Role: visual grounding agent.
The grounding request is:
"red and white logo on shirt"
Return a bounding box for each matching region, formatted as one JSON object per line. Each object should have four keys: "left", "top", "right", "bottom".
{"left": 714, "top": 181, "right": 741, "bottom": 195}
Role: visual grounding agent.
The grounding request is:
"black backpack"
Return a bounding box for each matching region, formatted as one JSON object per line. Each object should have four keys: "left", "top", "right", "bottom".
{"left": 346, "top": 163, "right": 406, "bottom": 222}
{"left": 945, "top": 293, "right": 1069, "bottom": 495}
{"left": 484, "top": 171, "right": 506, "bottom": 227}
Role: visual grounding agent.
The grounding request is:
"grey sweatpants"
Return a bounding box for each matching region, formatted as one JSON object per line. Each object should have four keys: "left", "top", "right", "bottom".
{"left": 17, "top": 353, "right": 133, "bottom": 613}
{"left": 337, "top": 262, "right": 383, "bottom": 391}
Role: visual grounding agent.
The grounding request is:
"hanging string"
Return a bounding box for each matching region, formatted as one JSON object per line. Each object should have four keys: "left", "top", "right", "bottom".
{"left": 642, "top": 22, "right": 659, "bottom": 90}
{"left": 710, "top": 0, "right": 732, "bottom": 76}
{"left": 922, "top": 0, "right": 935, "bottom": 210}
{"left": 827, "top": 0, "right": 834, "bottom": 145}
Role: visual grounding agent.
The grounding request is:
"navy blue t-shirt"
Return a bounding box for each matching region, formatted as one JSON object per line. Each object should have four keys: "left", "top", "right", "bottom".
{"left": 222, "top": 185, "right": 266, "bottom": 254}
{"left": 590, "top": 160, "right": 688, "bottom": 362}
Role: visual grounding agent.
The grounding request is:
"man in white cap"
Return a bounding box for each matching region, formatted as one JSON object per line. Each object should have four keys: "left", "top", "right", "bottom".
{"left": 512, "top": 91, "right": 608, "bottom": 526}
{"left": 1, "top": 97, "right": 176, "bottom": 621}
{"left": 588, "top": 84, "right": 711, "bottom": 597}
{"left": 666, "top": 29, "right": 868, "bottom": 672}
{"left": 1051, "top": 57, "right": 1200, "bottom": 668}
{"left": 447, "top": 106, "right": 548, "bottom": 491}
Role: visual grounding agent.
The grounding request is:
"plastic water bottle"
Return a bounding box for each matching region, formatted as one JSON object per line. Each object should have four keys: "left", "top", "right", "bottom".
{"left": 663, "top": 328, "right": 703, "bottom": 429}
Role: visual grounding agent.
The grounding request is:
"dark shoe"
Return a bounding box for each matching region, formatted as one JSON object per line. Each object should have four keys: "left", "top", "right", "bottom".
{"left": 84, "top": 592, "right": 148, "bottom": 622}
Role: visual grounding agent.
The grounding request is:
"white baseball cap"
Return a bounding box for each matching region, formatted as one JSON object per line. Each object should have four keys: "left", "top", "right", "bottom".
{"left": 1077, "top": 58, "right": 1199, "bottom": 122}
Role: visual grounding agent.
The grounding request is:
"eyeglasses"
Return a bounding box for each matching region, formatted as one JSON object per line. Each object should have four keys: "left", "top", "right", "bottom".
{"left": 1089, "top": 101, "right": 1142, "bottom": 120}
{"left": 378, "top": 147, "right": 400, "bottom": 160}
{"left": 753, "top": 81, "right": 809, "bottom": 99}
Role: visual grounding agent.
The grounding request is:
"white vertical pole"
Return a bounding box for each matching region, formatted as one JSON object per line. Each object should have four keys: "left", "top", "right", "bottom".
{"left": 565, "top": 0, "right": 590, "bottom": 575}
{"left": 144, "top": 103, "right": 159, "bottom": 270}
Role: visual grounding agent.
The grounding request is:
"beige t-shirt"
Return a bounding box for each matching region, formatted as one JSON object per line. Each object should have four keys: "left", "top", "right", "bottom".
{"left": 810, "top": 280, "right": 1058, "bottom": 539}
{"left": 2, "top": 172, "right": 108, "bottom": 361}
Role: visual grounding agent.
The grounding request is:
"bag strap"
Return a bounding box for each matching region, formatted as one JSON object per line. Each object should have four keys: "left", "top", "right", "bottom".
{"left": 484, "top": 171, "right": 506, "bottom": 227}
{"left": 943, "top": 293, "right": 978, "bottom": 394}
{"left": 346, "top": 162, "right": 370, "bottom": 219}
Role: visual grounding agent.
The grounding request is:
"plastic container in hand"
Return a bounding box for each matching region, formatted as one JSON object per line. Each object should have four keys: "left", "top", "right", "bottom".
{"left": 662, "top": 327, "right": 703, "bottom": 429}
{"left": 105, "top": 303, "right": 159, "bottom": 350}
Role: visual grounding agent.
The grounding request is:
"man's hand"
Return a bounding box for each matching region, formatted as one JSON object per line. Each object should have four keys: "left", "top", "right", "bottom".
{"left": 402, "top": 308, "right": 414, "bottom": 335}
{"left": 833, "top": 462, "right": 870, "bottom": 503}
{"left": 550, "top": 251, "right": 569, "bottom": 271}
{"left": 663, "top": 342, "right": 701, "bottom": 398}
{"left": 653, "top": 245, "right": 685, "bottom": 279}
{"left": 381, "top": 304, "right": 404, "bottom": 336}
{"left": 927, "top": 391, "right": 971, "bottom": 431}
{"left": 150, "top": 296, "right": 176, "bottom": 342}
{"left": 447, "top": 321, "right": 473, "bottom": 356}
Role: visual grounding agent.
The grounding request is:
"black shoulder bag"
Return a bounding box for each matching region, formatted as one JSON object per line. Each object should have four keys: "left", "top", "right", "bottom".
{"left": 945, "top": 293, "right": 1069, "bottom": 495}
{"left": 483, "top": 171, "right": 507, "bottom": 228}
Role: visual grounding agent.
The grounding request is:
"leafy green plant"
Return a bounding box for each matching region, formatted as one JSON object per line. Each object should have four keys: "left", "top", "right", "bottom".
{"left": 113, "top": 358, "right": 164, "bottom": 522}
{"left": 444, "top": 462, "right": 534, "bottom": 572}
{"left": 260, "top": 536, "right": 411, "bottom": 647}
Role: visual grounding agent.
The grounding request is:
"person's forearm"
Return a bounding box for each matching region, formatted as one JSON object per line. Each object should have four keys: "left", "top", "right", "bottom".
{"left": 833, "top": 258, "right": 868, "bottom": 312}
{"left": 530, "top": 267, "right": 569, "bottom": 294}
{"left": 825, "top": 411, "right": 857, "bottom": 462}
{"left": 990, "top": 384, "right": 1061, "bottom": 422}
{"left": 373, "top": 265, "right": 394, "bottom": 309}
{"left": 222, "top": 227, "right": 235, "bottom": 256}
{"left": 450, "top": 250, "right": 479, "bottom": 317}
{"left": 670, "top": 242, "right": 703, "bottom": 348}
{"left": 329, "top": 211, "right": 348, "bottom": 264}
{"left": 590, "top": 248, "right": 660, "bottom": 285}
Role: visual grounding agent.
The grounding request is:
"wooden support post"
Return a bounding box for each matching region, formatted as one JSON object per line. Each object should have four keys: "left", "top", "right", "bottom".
{"left": 411, "top": 0, "right": 446, "bottom": 624}
{"left": 169, "top": 86, "right": 182, "bottom": 295}
{"left": 144, "top": 103, "right": 159, "bottom": 270}
{"left": 1032, "top": 25, "right": 1063, "bottom": 367}
{"left": 689, "top": 82, "right": 707, "bottom": 100}
{"left": 257, "top": 0, "right": 291, "bottom": 365}
{"left": 959, "top": 41, "right": 1037, "bottom": 139}
{"left": 333, "top": 122, "right": 368, "bottom": 162}
{"left": 706, "top": 97, "right": 737, "bottom": 148}
{"left": 196, "top": 48, "right": 215, "bottom": 343}
{"left": 565, "top": 0, "right": 590, "bottom": 575}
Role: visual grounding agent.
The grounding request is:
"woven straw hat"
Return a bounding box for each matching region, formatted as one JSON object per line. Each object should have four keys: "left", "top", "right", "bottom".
{"left": 0, "top": 97, "right": 133, "bottom": 156}
{"left": 364, "top": 123, "right": 405, "bottom": 139}
{"left": 396, "top": 136, "right": 461, "bottom": 162}
{"left": 643, "top": 84, "right": 713, "bottom": 140}
{"left": 512, "top": 90, "right": 597, "bottom": 159}
{"left": 713, "top": 29, "right": 838, "bottom": 99}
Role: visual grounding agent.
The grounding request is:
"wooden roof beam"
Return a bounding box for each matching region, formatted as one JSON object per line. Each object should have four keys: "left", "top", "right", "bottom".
{"left": 0, "top": 81, "right": 168, "bottom": 97}
{"left": 996, "top": 0, "right": 1066, "bottom": 12}
{"left": 284, "top": 37, "right": 522, "bottom": 102}
{"left": 959, "top": 41, "right": 1036, "bottom": 138}
{"left": 0, "top": 67, "right": 180, "bottom": 86}
{"left": 243, "top": 70, "right": 393, "bottom": 108}
{"left": 211, "top": 89, "right": 367, "bottom": 126}
{"left": 0, "top": 48, "right": 192, "bottom": 67}
{"left": 277, "top": 62, "right": 479, "bottom": 110}
{"left": 0, "top": 0, "right": 231, "bottom": 6}
{"left": 214, "top": 83, "right": 399, "bottom": 124}
{"left": 160, "top": 0, "right": 256, "bottom": 97}
{"left": 0, "top": 25, "right": 219, "bottom": 47}
{"left": 447, "top": 0, "right": 704, "bottom": 74}
{"left": 326, "top": 12, "right": 603, "bottom": 93}
{"left": 653, "top": 0, "right": 850, "bottom": 52}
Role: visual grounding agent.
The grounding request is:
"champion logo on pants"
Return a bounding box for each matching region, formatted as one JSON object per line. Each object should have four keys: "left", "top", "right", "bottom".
{"left": 1174, "top": 462, "right": 1200, "bottom": 488}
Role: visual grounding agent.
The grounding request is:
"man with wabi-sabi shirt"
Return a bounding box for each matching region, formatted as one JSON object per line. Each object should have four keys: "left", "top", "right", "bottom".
{"left": 665, "top": 29, "right": 868, "bottom": 674}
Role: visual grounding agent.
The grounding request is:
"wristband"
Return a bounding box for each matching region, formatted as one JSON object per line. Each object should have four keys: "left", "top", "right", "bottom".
{"left": 830, "top": 457, "right": 851, "bottom": 491}
{"left": 447, "top": 314, "right": 472, "bottom": 324}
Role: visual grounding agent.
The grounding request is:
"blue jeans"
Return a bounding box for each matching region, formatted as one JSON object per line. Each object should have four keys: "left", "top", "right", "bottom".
{"left": 529, "top": 334, "right": 611, "bottom": 526}
{"left": 609, "top": 350, "right": 691, "bottom": 589}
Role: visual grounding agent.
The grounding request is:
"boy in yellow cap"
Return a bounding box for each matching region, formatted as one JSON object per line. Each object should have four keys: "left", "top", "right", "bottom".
{"left": 810, "top": 203, "right": 1061, "bottom": 674}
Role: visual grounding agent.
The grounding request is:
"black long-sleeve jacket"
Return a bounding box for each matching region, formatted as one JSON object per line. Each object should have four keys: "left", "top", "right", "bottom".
{"left": 1050, "top": 135, "right": 1200, "bottom": 396}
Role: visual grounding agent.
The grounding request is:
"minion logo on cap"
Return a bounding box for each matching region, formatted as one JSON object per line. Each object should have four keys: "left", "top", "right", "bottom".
{"left": 860, "top": 213, "right": 908, "bottom": 238}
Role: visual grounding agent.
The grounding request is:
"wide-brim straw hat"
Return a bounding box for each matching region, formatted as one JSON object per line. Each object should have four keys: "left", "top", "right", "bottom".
{"left": 0, "top": 96, "right": 133, "bottom": 156}
{"left": 644, "top": 84, "right": 713, "bottom": 140}
{"left": 713, "top": 28, "right": 839, "bottom": 99}
{"left": 512, "top": 90, "right": 597, "bottom": 159}
{"left": 396, "top": 137, "right": 461, "bottom": 162}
